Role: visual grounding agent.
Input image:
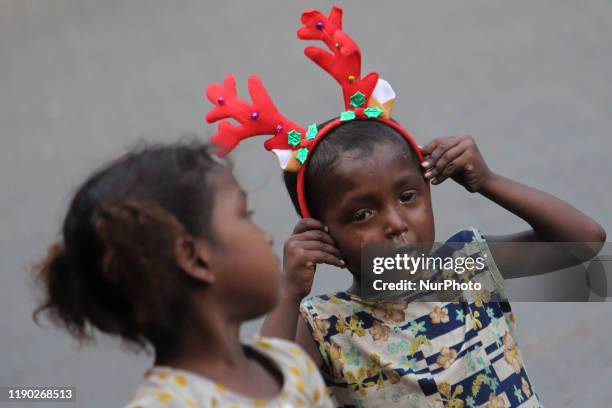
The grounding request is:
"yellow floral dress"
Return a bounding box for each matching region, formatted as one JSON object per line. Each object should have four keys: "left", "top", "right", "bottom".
{"left": 125, "top": 337, "right": 333, "bottom": 408}
{"left": 300, "top": 228, "right": 543, "bottom": 408}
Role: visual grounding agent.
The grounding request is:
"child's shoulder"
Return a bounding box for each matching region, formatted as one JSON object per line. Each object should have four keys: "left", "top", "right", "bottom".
{"left": 300, "top": 290, "right": 353, "bottom": 306}
{"left": 445, "top": 225, "right": 486, "bottom": 244}
{"left": 250, "top": 337, "right": 330, "bottom": 405}
{"left": 125, "top": 337, "right": 325, "bottom": 408}
{"left": 444, "top": 226, "right": 508, "bottom": 298}
{"left": 251, "top": 335, "right": 312, "bottom": 362}
{"left": 300, "top": 291, "right": 360, "bottom": 317}
{"left": 123, "top": 367, "right": 198, "bottom": 408}
{"left": 251, "top": 336, "right": 320, "bottom": 377}
{"left": 440, "top": 226, "right": 498, "bottom": 268}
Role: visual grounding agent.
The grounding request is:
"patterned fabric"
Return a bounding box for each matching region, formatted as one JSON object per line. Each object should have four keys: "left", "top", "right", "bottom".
{"left": 125, "top": 337, "right": 334, "bottom": 408}
{"left": 300, "top": 228, "right": 543, "bottom": 408}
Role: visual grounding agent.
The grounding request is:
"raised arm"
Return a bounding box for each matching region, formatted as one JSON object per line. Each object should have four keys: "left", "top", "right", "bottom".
{"left": 260, "top": 218, "right": 342, "bottom": 366}
{"left": 420, "top": 135, "right": 606, "bottom": 278}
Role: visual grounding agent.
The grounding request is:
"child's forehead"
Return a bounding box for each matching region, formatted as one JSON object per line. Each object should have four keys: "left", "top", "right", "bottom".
{"left": 332, "top": 143, "right": 420, "bottom": 180}
{"left": 322, "top": 144, "right": 422, "bottom": 197}
{"left": 211, "top": 167, "right": 242, "bottom": 198}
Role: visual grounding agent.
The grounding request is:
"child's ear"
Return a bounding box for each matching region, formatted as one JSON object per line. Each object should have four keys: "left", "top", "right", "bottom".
{"left": 174, "top": 235, "right": 215, "bottom": 284}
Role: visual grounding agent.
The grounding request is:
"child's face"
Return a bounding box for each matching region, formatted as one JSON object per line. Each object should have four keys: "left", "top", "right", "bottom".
{"left": 207, "top": 169, "right": 281, "bottom": 319}
{"left": 319, "top": 143, "right": 435, "bottom": 275}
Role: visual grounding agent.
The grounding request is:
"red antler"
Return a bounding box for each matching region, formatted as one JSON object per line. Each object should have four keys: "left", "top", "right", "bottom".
{"left": 205, "top": 74, "right": 305, "bottom": 157}
{"left": 297, "top": 6, "right": 379, "bottom": 110}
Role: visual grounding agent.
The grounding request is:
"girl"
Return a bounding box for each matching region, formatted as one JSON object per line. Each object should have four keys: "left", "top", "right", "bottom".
{"left": 263, "top": 121, "right": 606, "bottom": 407}
{"left": 203, "top": 6, "right": 606, "bottom": 406}
{"left": 32, "top": 142, "right": 334, "bottom": 407}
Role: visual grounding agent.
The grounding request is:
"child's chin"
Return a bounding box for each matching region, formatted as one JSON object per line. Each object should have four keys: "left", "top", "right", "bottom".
{"left": 255, "top": 281, "right": 282, "bottom": 310}
{"left": 251, "top": 294, "right": 279, "bottom": 318}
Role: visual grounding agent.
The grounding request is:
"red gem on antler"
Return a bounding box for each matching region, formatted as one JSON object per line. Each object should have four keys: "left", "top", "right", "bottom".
{"left": 205, "top": 74, "right": 305, "bottom": 157}
{"left": 297, "top": 6, "right": 379, "bottom": 111}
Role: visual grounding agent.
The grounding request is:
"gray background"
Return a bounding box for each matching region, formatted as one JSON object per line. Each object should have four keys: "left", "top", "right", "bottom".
{"left": 1, "top": 0, "right": 611, "bottom": 407}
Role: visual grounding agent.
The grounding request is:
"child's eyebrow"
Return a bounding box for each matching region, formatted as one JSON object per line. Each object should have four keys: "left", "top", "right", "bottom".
{"left": 336, "top": 171, "right": 422, "bottom": 210}
{"left": 336, "top": 191, "right": 379, "bottom": 210}
{"left": 393, "top": 171, "right": 421, "bottom": 188}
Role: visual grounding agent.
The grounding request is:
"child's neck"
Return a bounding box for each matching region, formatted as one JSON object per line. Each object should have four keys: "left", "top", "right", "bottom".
{"left": 153, "top": 310, "right": 283, "bottom": 399}
{"left": 155, "top": 316, "right": 246, "bottom": 371}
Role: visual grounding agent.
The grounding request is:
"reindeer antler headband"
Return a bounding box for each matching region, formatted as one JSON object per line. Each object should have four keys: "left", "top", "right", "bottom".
{"left": 205, "top": 6, "right": 425, "bottom": 218}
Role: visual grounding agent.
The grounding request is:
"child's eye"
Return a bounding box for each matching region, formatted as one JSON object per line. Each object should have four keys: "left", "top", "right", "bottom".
{"left": 246, "top": 209, "right": 254, "bottom": 219}
{"left": 352, "top": 209, "right": 373, "bottom": 222}
{"left": 400, "top": 190, "right": 417, "bottom": 204}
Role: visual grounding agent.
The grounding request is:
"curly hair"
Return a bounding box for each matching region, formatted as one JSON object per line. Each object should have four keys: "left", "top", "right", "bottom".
{"left": 32, "top": 141, "right": 223, "bottom": 354}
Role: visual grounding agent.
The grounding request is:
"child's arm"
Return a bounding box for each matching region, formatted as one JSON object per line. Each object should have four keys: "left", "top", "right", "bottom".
{"left": 420, "top": 135, "right": 606, "bottom": 278}
{"left": 261, "top": 292, "right": 324, "bottom": 368}
{"left": 260, "top": 218, "right": 342, "bottom": 366}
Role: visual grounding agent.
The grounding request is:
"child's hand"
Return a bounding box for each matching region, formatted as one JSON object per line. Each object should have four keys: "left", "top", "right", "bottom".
{"left": 420, "top": 135, "right": 492, "bottom": 192}
{"left": 283, "top": 218, "right": 345, "bottom": 301}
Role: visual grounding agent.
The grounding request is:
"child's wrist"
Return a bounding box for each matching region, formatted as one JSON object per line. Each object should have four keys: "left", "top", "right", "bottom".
{"left": 476, "top": 171, "right": 498, "bottom": 193}
{"left": 281, "top": 286, "right": 308, "bottom": 305}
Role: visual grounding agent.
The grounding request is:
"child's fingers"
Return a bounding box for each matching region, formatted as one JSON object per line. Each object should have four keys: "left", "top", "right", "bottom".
{"left": 299, "top": 240, "right": 343, "bottom": 259}
{"left": 432, "top": 156, "right": 469, "bottom": 184}
{"left": 431, "top": 175, "right": 448, "bottom": 185}
{"left": 423, "top": 143, "right": 466, "bottom": 180}
{"left": 308, "top": 250, "right": 346, "bottom": 268}
{"left": 420, "top": 139, "right": 439, "bottom": 155}
{"left": 421, "top": 136, "right": 462, "bottom": 169}
{"left": 441, "top": 155, "right": 468, "bottom": 178}
{"left": 293, "top": 218, "right": 328, "bottom": 234}
{"left": 420, "top": 136, "right": 458, "bottom": 156}
{"left": 293, "top": 229, "right": 336, "bottom": 246}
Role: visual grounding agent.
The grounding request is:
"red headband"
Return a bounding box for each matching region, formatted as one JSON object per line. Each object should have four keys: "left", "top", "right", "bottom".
{"left": 205, "top": 6, "right": 426, "bottom": 218}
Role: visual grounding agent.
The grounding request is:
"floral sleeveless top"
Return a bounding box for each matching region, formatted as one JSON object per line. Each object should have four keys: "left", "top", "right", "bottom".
{"left": 300, "top": 228, "right": 543, "bottom": 408}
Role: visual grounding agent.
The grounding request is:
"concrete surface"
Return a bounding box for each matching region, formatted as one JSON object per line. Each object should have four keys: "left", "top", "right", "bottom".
{"left": 1, "top": 1, "right": 611, "bottom": 406}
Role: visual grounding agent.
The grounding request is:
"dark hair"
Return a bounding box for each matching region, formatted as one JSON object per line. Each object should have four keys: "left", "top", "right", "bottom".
{"left": 32, "top": 141, "right": 224, "bottom": 354}
{"left": 283, "top": 119, "right": 420, "bottom": 218}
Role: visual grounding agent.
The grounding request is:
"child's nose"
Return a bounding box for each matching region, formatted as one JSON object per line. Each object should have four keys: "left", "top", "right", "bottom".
{"left": 384, "top": 206, "right": 409, "bottom": 238}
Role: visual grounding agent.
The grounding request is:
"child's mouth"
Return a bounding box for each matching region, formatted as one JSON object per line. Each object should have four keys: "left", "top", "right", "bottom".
{"left": 391, "top": 231, "right": 413, "bottom": 245}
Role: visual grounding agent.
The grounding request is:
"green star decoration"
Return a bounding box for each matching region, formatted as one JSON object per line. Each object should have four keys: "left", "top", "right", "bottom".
{"left": 287, "top": 130, "right": 302, "bottom": 147}
{"left": 306, "top": 123, "right": 318, "bottom": 140}
{"left": 296, "top": 147, "right": 309, "bottom": 164}
{"left": 340, "top": 110, "right": 356, "bottom": 121}
{"left": 350, "top": 91, "right": 366, "bottom": 108}
{"left": 364, "top": 107, "right": 384, "bottom": 118}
